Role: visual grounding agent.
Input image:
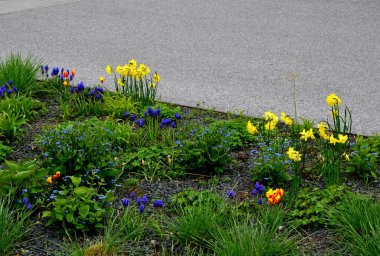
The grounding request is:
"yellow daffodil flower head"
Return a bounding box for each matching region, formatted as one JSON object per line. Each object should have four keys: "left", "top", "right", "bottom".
{"left": 329, "top": 134, "right": 339, "bottom": 145}
{"left": 326, "top": 93, "right": 342, "bottom": 107}
{"left": 247, "top": 120, "right": 258, "bottom": 135}
{"left": 128, "top": 58, "right": 137, "bottom": 69}
{"left": 99, "top": 76, "right": 104, "bottom": 83}
{"left": 300, "top": 128, "right": 315, "bottom": 141}
{"left": 264, "top": 111, "right": 279, "bottom": 123}
{"left": 342, "top": 152, "right": 350, "bottom": 161}
{"left": 287, "top": 147, "right": 302, "bottom": 162}
{"left": 281, "top": 112, "right": 293, "bottom": 126}
{"left": 318, "top": 122, "right": 330, "bottom": 141}
{"left": 116, "top": 65, "right": 124, "bottom": 75}
{"left": 265, "top": 121, "right": 277, "bottom": 131}
{"left": 105, "top": 65, "right": 113, "bottom": 75}
{"left": 149, "top": 83, "right": 156, "bottom": 89}
{"left": 46, "top": 176, "right": 53, "bottom": 184}
{"left": 337, "top": 134, "right": 348, "bottom": 144}
{"left": 153, "top": 72, "right": 161, "bottom": 83}
{"left": 117, "top": 78, "right": 124, "bottom": 86}
{"left": 137, "top": 64, "right": 150, "bottom": 77}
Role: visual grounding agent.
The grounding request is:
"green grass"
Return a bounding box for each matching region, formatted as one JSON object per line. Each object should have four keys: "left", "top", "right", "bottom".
{"left": 329, "top": 194, "right": 380, "bottom": 256}
{"left": 0, "top": 194, "right": 32, "bottom": 255}
{"left": 0, "top": 53, "right": 41, "bottom": 93}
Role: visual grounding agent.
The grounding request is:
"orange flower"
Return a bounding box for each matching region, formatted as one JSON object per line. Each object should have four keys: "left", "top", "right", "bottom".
{"left": 71, "top": 69, "right": 76, "bottom": 76}
{"left": 46, "top": 176, "right": 52, "bottom": 184}
{"left": 63, "top": 70, "right": 69, "bottom": 78}
{"left": 265, "top": 188, "right": 285, "bottom": 206}
{"left": 52, "top": 171, "right": 60, "bottom": 180}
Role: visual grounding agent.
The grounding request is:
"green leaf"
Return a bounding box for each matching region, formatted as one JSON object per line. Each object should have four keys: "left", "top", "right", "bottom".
{"left": 70, "top": 176, "right": 82, "bottom": 187}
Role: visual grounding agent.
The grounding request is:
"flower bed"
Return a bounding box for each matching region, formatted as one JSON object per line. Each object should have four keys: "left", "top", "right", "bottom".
{"left": 0, "top": 54, "right": 379, "bottom": 255}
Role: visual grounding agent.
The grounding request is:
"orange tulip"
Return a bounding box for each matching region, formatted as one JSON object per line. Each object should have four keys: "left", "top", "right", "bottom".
{"left": 63, "top": 70, "right": 69, "bottom": 78}
{"left": 52, "top": 171, "right": 60, "bottom": 180}
{"left": 71, "top": 69, "right": 76, "bottom": 76}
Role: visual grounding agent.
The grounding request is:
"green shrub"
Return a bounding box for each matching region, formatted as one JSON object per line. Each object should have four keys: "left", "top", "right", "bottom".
{"left": 250, "top": 137, "right": 292, "bottom": 186}
{"left": 38, "top": 118, "right": 131, "bottom": 176}
{"left": 0, "top": 53, "right": 41, "bottom": 93}
{"left": 347, "top": 135, "right": 380, "bottom": 182}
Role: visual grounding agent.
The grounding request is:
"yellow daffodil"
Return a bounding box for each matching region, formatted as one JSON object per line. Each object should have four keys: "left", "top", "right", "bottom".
{"left": 149, "top": 83, "right": 156, "bottom": 89}
{"left": 342, "top": 152, "right": 350, "bottom": 161}
{"left": 247, "top": 120, "right": 258, "bottom": 134}
{"left": 153, "top": 72, "right": 161, "bottom": 83}
{"left": 281, "top": 112, "right": 293, "bottom": 126}
{"left": 137, "top": 63, "right": 150, "bottom": 77}
{"left": 326, "top": 93, "right": 341, "bottom": 106}
{"left": 99, "top": 76, "right": 104, "bottom": 83}
{"left": 46, "top": 176, "right": 52, "bottom": 184}
{"left": 105, "top": 65, "right": 113, "bottom": 75}
{"left": 117, "top": 78, "right": 124, "bottom": 86}
{"left": 265, "top": 121, "right": 277, "bottom": 131}
{"left": 128, "top": 58, "right": 137, "bottom": 69}
{"left": 337, "top": 134, "right": 348, "bottom": 144}
{"left": 329, "top": 135, "right": 339, "bottom": 145}
{"left": 264, "top": 111, "right": 279, "bottom": 123}
{"left": 318, "top": 122, "right": 330, "bottom": 141}
{"left": 300, "top": 128, "right": 315, "bottom": 141}
{"left": 287, "top": 147, "right": 302, "bottom": 161}
{"left": 116, "top": 65, "right": 123, "bottom": 75}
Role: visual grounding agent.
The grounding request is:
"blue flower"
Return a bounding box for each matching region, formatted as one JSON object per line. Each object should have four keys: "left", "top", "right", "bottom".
{"left": 136, "top": 196, "right": 142, "bottom": 206}
{"left": 227, "top": 190, "right": 235, "bottom": 199}
{"left": 130, "top": 191, "right": 136, "bottom": 199}
{"left": 148, "top": 107, "right": 154, "bottom": 116}
{"left": 174, "top": 113, "right": 181, "bottom": 119}
{"left": 142, "top": 195, "right": 148, "bottom": 205}
{"left": 252, "top": 189, "right": 258, "bottom": 196}
{"left": 76, "top": 82, "right": 85, "bottom": 92}
{"left": 88, "top": 90, "right": 95, "bottom": 96}
{"left": 258, "top": 197, "right": 263, "bottom": 205}
{"left": 171, "top": 121, "right": 176, "bottom": 128}
{"left": 22, "top": 197, "right": 28, "bottom": 204}
{"left": 12, "top": 86, "right": 17, "bottom": 92}
{"left": 136, "top": 118, "right": 144, "bottom": 127}
{"left": 95, "top": 93, "right": 102, "bottom": 100}
{"left": 153, "top": 199, "right": 164, "bottom": 208}
{"left": 45, "top": 65, "right": 49, "bottom": 71}
{"left": 22, "top": 188, "right": 28, "bottom": 194}
{"left": 125, "top": 111, "right": 130, "bottom": 118}
{"left": 8, "top": 80, "right": 13, "bottom": 85}
{"left": 139, "top": 204, "right": 145, "bottom": 213}
{"left": 70, "top": 86, "right": 75, "bottom": 93}
{"left": 161, "top": 118, "right": 171, "bottom": 126}
{"left": 26, "top": 203, "right": 32, "bottom": 211}
{"left": 50, "top": 194, "right": 55, "bottom": 199}
{"left": 259, "top": 185, "right": 264, "bottom": 194}
{"left": 122, "top": 198, "right": 130, "bottom": 207}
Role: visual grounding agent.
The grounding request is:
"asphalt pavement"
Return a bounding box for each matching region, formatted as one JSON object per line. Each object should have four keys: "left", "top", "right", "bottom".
{"left": 0, "top": 0, "right": 379, "bottom": 135}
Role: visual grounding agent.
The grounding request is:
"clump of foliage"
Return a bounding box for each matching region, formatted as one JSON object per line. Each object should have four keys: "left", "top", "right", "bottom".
{"left": 288, "top": 185, "right": 350, "bottom": 227}
{"left": 329, "top": 193, "right": 380, "bottom": 255}
{"left": 347, "top": 134, "right": 380, "bottom": 182}
{"left": 0, "top": 53, "right": 41, "bottom": 93}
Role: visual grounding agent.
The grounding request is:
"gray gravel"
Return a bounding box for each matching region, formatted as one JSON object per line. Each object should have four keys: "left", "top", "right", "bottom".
{"left": 0, "top": 0, "right": 379, "bottom": 135}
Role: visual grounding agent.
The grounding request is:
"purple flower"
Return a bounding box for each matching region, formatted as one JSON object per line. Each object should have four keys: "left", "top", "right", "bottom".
{"left": 136, "top": 196, "right": 142, "bottom": 206}
{"left": 45, "top": 65, "right": 49, "bottom": 71}
{"left": 252, "top": 189, "right": 258, "bottom": 197}
{"left": 161, "top": 118, "right": 171, "bottom": 127}
{"left": 148, "top": 107, "right": 154, "bottom": 116}
{"left": 139, "top": 204, "right": 145, "bottom": 213}
{"left": 130, "top": 191, "right": 136, "bottom": 199}
{"left": 8, "top": 80, "right": 13, "bottom": 85}
{"left": 22, "top": 197, "right": 28, "bottom": 204}
{"left": 259, "top": 185, "right": 264, "bottom": 194}
{"left": 131, "top": 114, "right": 136, "bottom": 121}
{"left": 122, "top": 198, "right": 130, "bottom": 207}
{"left": 171, "top": 121, "right": 176, "bottom": 128}
{"left": 95, "top": 93, "right": 102, "bottom": 100}
{"left": 70, "top": 86, "right": 75, "bottom": 93}
{"left": 95, "top": 87, "right": 104, "bottom": 93}
{"left": 88, "top": 90, "right": 95, "bottom": 96}
{"left": 255, "top": 182, "right": 260, "bottom": 190}
{"left": 142, "top": 195, "right": 148, "bottom": 205}
{"left": 156, "top": 108, "right": 161, "bottom": 115}
{"left": 153, "top": 199, "right": 163, "bottom": 208}
{"left": 12, "top": 86, "right": 17, "bottom": 92}
{"left": 7, "top": 89, "right": 12, "bottom": 95}
{"left": 258, "top": 197, "right": 263, "bottom": 205}
{"left": 227, "top": 190, "right": 235, "bottom": 199}
{"left": 174, "top": 113, "right": 181, "bottom": 119}
{"left": 125, "top": 111, "right": 130, "bottom": 118}
{"left": 26, "top": 203, "right": 32, "bottom": 210}
{"left": 76, "top": 82, "right": 85, "bottom": 92}
{"left": 136, "top": 119, "right": 144, "bottom": 127}
{"left": 144, "top": 111, "right": 148, "bottom": 117}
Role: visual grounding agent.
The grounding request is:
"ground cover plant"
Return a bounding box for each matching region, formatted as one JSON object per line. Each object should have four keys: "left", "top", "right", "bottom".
{"left": 0, "top": 53, "right": 379, "bottom": 255}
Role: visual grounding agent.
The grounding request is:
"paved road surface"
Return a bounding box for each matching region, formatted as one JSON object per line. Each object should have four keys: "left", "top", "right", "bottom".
{"left": 0, "top": 0, "right": 379, "bottom": 135}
